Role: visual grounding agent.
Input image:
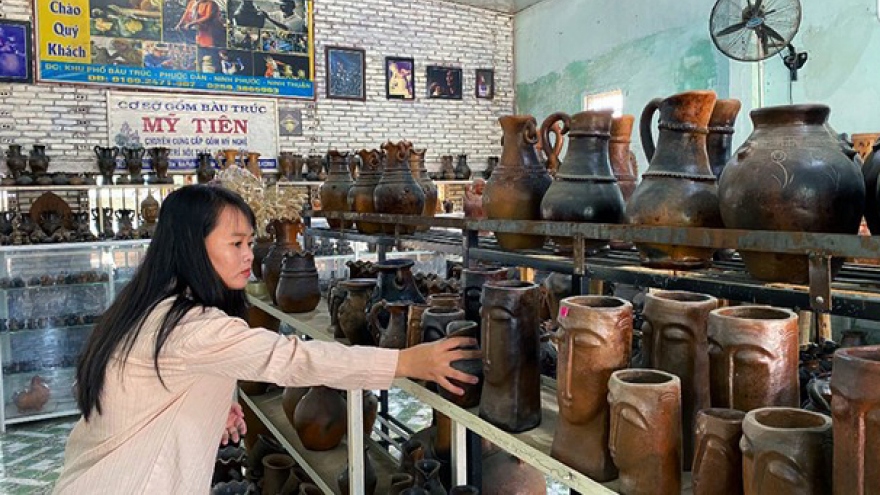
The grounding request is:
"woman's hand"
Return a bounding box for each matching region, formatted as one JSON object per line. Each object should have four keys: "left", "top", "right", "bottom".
{"left": 396, "top": 337, "right": 481, "bottom": 396}
{"left": 221, "top": 402, "right": 247, "bottom": 445}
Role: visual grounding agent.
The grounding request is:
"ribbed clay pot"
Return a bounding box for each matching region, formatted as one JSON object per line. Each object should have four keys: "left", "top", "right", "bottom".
{"left": 293, "top": 386, "right": 346, "bottom": 451}
{"left": 409, "top": 148, "right": 438, "bottom": 231}
{"left": 641, "top": 290, "right": 719, "bottom": 468}
{"left": 348, "top": 149, "right": 383, "bottom": 234}
{"left": 461, "top": 267, "right": 508, "bottom": 335}
{"left": 275, "top": 252, "right": 321, "bottom": 313}
{"left": 609, "top": 114, "right": 639, "bottom": 202}
{"left": 261, "top": 219, "right": 304, "bottom": 305}
{"left": 479, "top": 280, "right": 542, "bottom": 432}
{"left": 551, "top": 296, "right": 632, "bottom": 482}
{"left": 374, "top": 141, "right": 426, "bottom": 234}
{"left": 336, "top": 278, "right": 376, "bottom": 345}
{"left": 707, "top": 306, "right": 799, "bottom": 411}
{"left": 718, "top": 104, "right": 865, "bottom": 283}
{"left": 831, "top": 345, "right": 880, "bottom": 495}
{"left": 692, "top": 408, "right": 745, "bottom": 495}
{"left": 608, "top": 369, "right": 682, "bottom": 495}
{"left": 627, "top": 90, "right": 722, "bottom": 268}
{"left": 320, "top": 150, "right": 354, "bottom": 229}
{"left": 706, "top": 99, "right": 741, "bottom": 178}
{"left": 539, "top": 110, "right": 625, "bottom": 251}
{"left": 483, "top": 115, "right": 552, "bottom": 250}
{"left": 740, "top": 407, "right": 832, "bottom": 495}
{"left": 439, "top": 321, "right": 483, "bottom": 408}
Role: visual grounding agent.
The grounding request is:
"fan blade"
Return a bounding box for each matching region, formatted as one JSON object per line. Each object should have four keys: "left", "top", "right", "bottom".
{"left": 758, "top": 29, "right": 770, "bottom": 57}
{"left": 754, "top": 0, "right": 764, "bottom": 13}
{"left": 763, "top": 24, "right": 787, "bottom": 44}
{"left": 716, "top": 21, "right": 748, "bottom": 37}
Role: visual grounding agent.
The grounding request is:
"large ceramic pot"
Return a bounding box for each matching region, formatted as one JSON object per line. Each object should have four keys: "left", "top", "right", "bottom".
{"left": 374, "top": 141, "right": 426, "bottom": 234}
{"left": 741, "top": 407, "right": 832, "bottom": 495}
{"left": 409, "top": 148, "right": 438, "bottom": 231}
{"left": 608, "top": 369, "right": 682, "bottom": 495}
{"left": 320, "top": 150, "right": 355, "bottom": 229}
{"left": 706, "top": 99, "right": 741, "bottom": 178}
{"left": 348, "top": 149, "right": 384, "bottom": 234}
{"left": 275, "top": 252, "right": 321, "bottom": 313}
{"left": 718, "top": 104, "right": 865, "bottom": 283}
{"left": 551, "top": 296, "right": 632, "bottom": 482}
{"left": 627, "top": 90, "right": 722, "bottom": 268}
{"left": 261, "top": 219, "right": 304, "bottom": 305}
{"left": 539, "top": 110, "right": 625, "bottom": 251}
{"left": 609, "top": 115, "right": 638, "bottom": 202}
{"left": 862, "top": 139, "right": 880, "bottom": 234}
{"left": 336, "top": 279, "right": 376, "bottom": 345}
{"left": 692, "top": 408, "right": 745, "bottom": 495}
{"left": 483, "top": 115, "right": 552, "bottom": 250}
{"left": 293, "top": 386, "right": 347, "bottom": 451}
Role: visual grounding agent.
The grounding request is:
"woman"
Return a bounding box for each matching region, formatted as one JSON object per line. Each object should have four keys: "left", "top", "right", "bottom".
{"left": 53, "top": 185, "right": 478, "bottom": 493}
{"left": 175, "top": 0, "right": 226, "bottom": 47}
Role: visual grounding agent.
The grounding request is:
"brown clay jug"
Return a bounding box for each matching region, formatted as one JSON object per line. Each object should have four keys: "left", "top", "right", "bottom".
{"left": 336, "top": 278, "right": 376, "bottom": 345}
{"left": 692, "top": 408, "right": 745, "bottom": 495}
{"left": 627, "top": 90, "right": 722, "bottom": 268}
{"left": 368, "top": 300, "right": 410, "bottom": 349}
{"left": 718, "top": 104, "right": 865, "bottom": 283}
{"left": 483, "top": 115, "right": 552, "bottom": 250}
{"left": 609, "top": 114, "right": 639, "bottom": 202}
{"left": 409, "top": 148, "right": 438, "bottom": 231}
{"left": 373, "top": 141, "right": 426, "bottom": 234}
{"left": 320, "top": 150, "right": 355, "bottom": 229}
{"left": 706, "top": 99, "right": 741, "bottom": 178}
{"left": 261, "top": 219, "right": 304, "bottom": 305}
{"left": 293, "top": 386, "right": 346, "bottom": 451}
{"left": 275, "top": 252, "right": 320, "bottom": 313}
{"left": 348, "top": 149, "right": 384, "bottom": 234}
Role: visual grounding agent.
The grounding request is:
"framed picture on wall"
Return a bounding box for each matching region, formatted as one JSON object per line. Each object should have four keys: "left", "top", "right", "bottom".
{"left": 426, "top": 66, "right": 462, "bottom": 100}
{"left": 0, "top": 19, "right": 33, "bottom": 84}
{"left": 475, "top": 69, "right": 494, "bottom": 99}
{"left": 386, "top": 56, "right": 415, "bottom": 100}
{"left": 325, "top": 46, "right": 366, "bottom": 101}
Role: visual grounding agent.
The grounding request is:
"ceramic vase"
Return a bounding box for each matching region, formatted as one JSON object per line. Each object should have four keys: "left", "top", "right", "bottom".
{"left": 609, "top": 115, "right": 638, "bottom": 202}
{"left": 374, "top": 141, "right": 426, "bottom": 234}
{"left": 409, "top": 148, "right": 438, "bottom": 231}
{"left": 261, "top": 219, "right": 304, "bottom": 305}
{"left": 275, "top": 252, "right": 320, "bottom": 313}
{"left": 293, "top": 386, "right": 346, "bottom": 451}
{"left": 691, "top": 408, "right": 745, "bottom": 495}
{"left": 336, "top": 279, "right": 376, "bottom": 345}
{"left": 348, "top": 149, "right": 384, "bottom": 234}
{"left": 320, "top": 150, "right": 355, "bottom": 229}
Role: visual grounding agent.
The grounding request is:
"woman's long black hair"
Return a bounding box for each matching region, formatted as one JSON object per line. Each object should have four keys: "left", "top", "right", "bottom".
{"left": 76, "top": 185, "right": 256, "bottom": 420}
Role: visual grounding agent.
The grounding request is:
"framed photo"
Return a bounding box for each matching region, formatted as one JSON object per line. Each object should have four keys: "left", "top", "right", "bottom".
{"left": 475, "top": 69, "right": 494, "bottom": 99}
{"left": 325, "top": 46, "right": 366, "bottom": 101}
{"left": 426, "top": 66, "right": 462, "bottom": 100}
{"left": 385, "top": 56, "right": 415, "bottom": 100}
{"left": 0, "top": 20, "right": 33, "bottom": 84}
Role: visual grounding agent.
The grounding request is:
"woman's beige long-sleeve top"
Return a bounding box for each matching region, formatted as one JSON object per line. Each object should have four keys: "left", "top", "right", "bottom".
{"left": 52, "top": 299, "right": 399, "bottom": 494}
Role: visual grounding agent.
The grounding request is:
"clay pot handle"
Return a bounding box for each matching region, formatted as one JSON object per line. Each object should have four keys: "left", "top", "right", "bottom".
{"left": 523, "top": 118, "right": 539, "bottom": 146}
{"left": 368, "top": 300, "right": 388, "bottom": 340}
{"left": 93, "top": 145, "right": 101, "bottom": 158}
{"left": 639, "top": 97, "right": 663, "bottom": 161}
{"left": 540, "top": 112, "right": 570, "bottom": 176}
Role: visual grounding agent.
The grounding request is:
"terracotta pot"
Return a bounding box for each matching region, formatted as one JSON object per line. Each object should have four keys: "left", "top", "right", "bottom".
{"left": 741, "top": 407, "right": 832, "bottom": 495}
{"left": 609, "top": 115, "right": 639, "bottom": 202}
{"left": 461, "top": 267, "right": 508, "bottom": 335}
{"left": 336, "top": 278, "right": 377, "bottom": 345}
{"left": 831, "top": 345, "right": 880, "bottom": 495}
{"left": 641, "top": 290, "right": 718, "bottom": 468}
{"left": 719, "top": 105, "right": 864, "bottom": 283}
{"left": 374, "top": 141, "right": 426, "bottom": 234}
{"left": 293, "top": 386, "right": 346, "bottom": 451}
{"left": 692, "top": 408, "right": 745, "bottom": 495}
{"left": 483, "top": 115, "right": 552, "bottom": 250}
{"left": 262, "top": 453, "right": 294, "bottom": 495}
{"left": 627, "top": 90, "right": 722, "bottom": 268}
{"left": 706, "top": 99, "right": 741, "bottom": 178}
{"left": 369, "top": 300, "right": 409, "bottom": 349}
{"left": 251, "top": 236, "right": 273, "bottom": 281}
{"left": 406, "top": 303, "right": 430, "bottom": 348}
{"left": 551, "top": 295, "right": 632, "bottom": 482}
{"left": 281, "top": 386, "right": 309, "bottom": 427}
{"left": 337, "top": 446, "right": 377, "bottom": 495}
{"left": 608, "top": 369, "right": 682, "bottom": 495}
{"left": 479, "top": 280, "right": 542, "bottom": 432}
{"left": 262, "top": 219, "right": 304, "bottom": 305}
{"left": 439, "top": 321, "right": 483, "bottom": 409}
{"left": 320, "top": 150, "right": 355, "bottom": 229}
{"left": 481, "top": 447, "right": 546, "bottom": 495}
{"left": 409, "top": 148, "right": 438, "bottom": 231}
{"left": 860, "top": 137, "right": 880, "bottom": 234}
{"left": 539, "top": 110, "right": 626, "bottom": 251}
{"left": 708, "top": 306, "right": 799, "bottom": 411}
{"left": 348, "top": 149, "right": 384, "bottom": 234}
{"left": 275, "top": 252, "right": 320, "bottom": 313}
{"left": 245, "top": 434, "right": 285, "bottom": 480}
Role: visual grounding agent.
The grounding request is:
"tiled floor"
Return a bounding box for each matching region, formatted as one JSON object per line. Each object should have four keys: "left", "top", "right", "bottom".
{"left": 0, "top": 417, "right": 75, "bottom": 494}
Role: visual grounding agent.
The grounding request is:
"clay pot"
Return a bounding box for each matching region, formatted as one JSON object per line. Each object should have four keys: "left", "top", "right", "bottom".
{"left": 281, "top": 387, "right": 309, "bottom": 427}
{"left": 6, "top": 144, "right": 27, "bottom": 179}
{"left": 608, "top": 369, "right": 682, "bottom": 495}
{"left": 455, "top": 154, "right": 471, "bottom": 180}
{"left": 641, "top": 290, "right": 718, "bottom": 468}
{"left": 362, "top": 389, "right": 379, "bottom": 434}
{"left": 692, "top": 408, "right": 745, "bottom": 495}
{"left": 276, "top": 252, "right": 320, "bottom": 313}
{"left": 627, "top": 90, "right": 722, "bottom": 268}
{"left": 262, "top": 453, "right": 295, "bottom": 495}
{"left": 483, "top": 156, "right": 498, "bottom": 179}
{"left": 346, "top": 260, "right": 377, "bottom": 279}
{"left": 421, "top": 307, "right": 465, "bottom": 344}
{"left": 261, "top": 219, "right": 304, "bottom": 305}
{"left": 93, "top": 145, "right": 118, "bottom": 184}
{"left": 479, "top": 280, "right": 542, "bottom": 432}
{"left": 406, "top": 303, "right": 430, "bottom": 348}
{"left": 277, "top": 151, "right": 300, "bottom": 181}
{"left": 409, "top": 148, "right": 438, "bottom": 231}
{"left": 370, "top": 259, "right": 426, "bottom": 307}
{"left": 415, "top": 459, "right": 446, "bottom": 495}
{"left": 368, "top": 300, "right": 409, "bottom": 349}
{"left": 439, "top": 321, "right": 483, "bottom": 408}
{"left": 251, "top": 237, "right": 272, "bottom": 281}
{"left": 539, "top": 110, "right": 625, "bottom": 251}
{"left": 440, "top": 155, "right": 455, "bottom": 180}
{"left": 245, "top": 434, "right": 285, "bottom": 480}
{"left": 706, "top": 99, "right": 741, "bottom": 178}
{"left": 719, "top": 104, "right": 865, "bottom": 283}
{"left": 551, "top": 295, "right": 632, "bottom": 482}
{"left": 306, "top": 154, "right": 324, "bottom": 181}
{"left": 389, "top": 473, "right": 415, "bottom": 495}
{"left": 29, "top": 144, "right": 51, "bottom": 176}
{"left": 863, "top": 140, "right": 880, "bottom": 234}
{"left": 397, "top": 439, "right": 426, "bottom": 479}
{"left": 336, "top": 279, "right": 376, "bottom": 345}
{"left": 120, "top": 146, "right": 144, "bottom": 184}
{"left": 481, "top": 447, "right": 546, "bottom": 495}
{"left": 320, "top": 150, "right": 355, "bottom": 229}
{"left": 374, "top": 141, "right": 426, "bottom": 234}
{"left": 708, "top": 306, "right": 799, "bottom": 411}
{"left": 298, "top": 483, "right": 322, "bottom": 495}
{"left": 13, "top": 375, "right": 50, "bottom": 413}
{"left": 740, "top": 407, "right": 832, "bottom": 495}
{"left": 246, "top": 305, "right": 279, "bottom": 332}
{"left": 831, "top": 345, "right": 880, "bottom": 495}
{"left": 293, "top": 386, "right": 346, "bottom": 451}
{"left": 348, "top": 149, "right": 384, "bottom": 234}
{"left": 483, "top": 115, "right": 553, "bottom": 250}
{"left": 461, "top": 267, "right": 508, "bottom": 334}
{"left": 147, "top": 147, "right": 171, "bottom": 183}
{"left": 337, "top": 446, "right": 377, "bottom": 495}
{"left": 609, "top": 115, "right": 639, "bottom": 202}
{"left": 196, "top": 152, "right": 215, "bottom": 183}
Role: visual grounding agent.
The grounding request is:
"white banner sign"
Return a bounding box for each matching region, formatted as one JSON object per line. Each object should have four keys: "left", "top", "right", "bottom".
{"left": 107, "top": 92, "right": 279, "bottom": 170}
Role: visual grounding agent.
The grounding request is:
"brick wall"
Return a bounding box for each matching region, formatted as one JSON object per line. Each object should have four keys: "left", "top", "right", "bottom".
{"left": 0, "top": 0, "right": 513, "bottom": 175}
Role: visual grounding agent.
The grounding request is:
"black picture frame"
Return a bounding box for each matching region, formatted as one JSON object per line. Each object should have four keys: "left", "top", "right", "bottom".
{"left": 325, "top": 46, "right": 366, "bottom": 101}
{"left": 385, "top": 56, "right": 415, "bottom": 100}
{"left": 0, "top": 19, "right": 33, "bottom": 84}
{"left": 475, "top": 68, "right": 494, "bottom": 99}
{"left": 426, "top": 65, "right": 462, "bottom": 100}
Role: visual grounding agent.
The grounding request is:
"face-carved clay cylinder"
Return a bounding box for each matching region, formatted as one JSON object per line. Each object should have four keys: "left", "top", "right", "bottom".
{"left": 460, "top": 267, "right": 508, "bottom": 334}
{"left": 641, "top": 290, "right": 718, "bottom": 468}
{"left": 740, "top": 407, "right": 832, "bottom": 495}
{"left": 479, "top": 280, "right": 542, "bottom": 432}
{"left": 608, "top": 369, "right": 682, "bottom": 495}
{"left": 831, "top": 345, "right": 880, "bottom": 495}
{"left": 691, "top": 408, "right": 745, "bottom": 495}
{"left": 707, "top": 306, "right": 799, "bottom": 411}
{"left": 551, "top": 295, "right": 632, "bottom": 482}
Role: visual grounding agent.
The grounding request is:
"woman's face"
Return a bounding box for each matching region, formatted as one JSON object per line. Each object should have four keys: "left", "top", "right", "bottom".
{"left": 205, "top": 207, "right": 254, "bottom": 290}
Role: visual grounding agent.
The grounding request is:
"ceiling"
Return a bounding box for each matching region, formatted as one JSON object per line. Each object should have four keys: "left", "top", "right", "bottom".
{"left": 439, "top": 0, "right": 547, "bottom": 14}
